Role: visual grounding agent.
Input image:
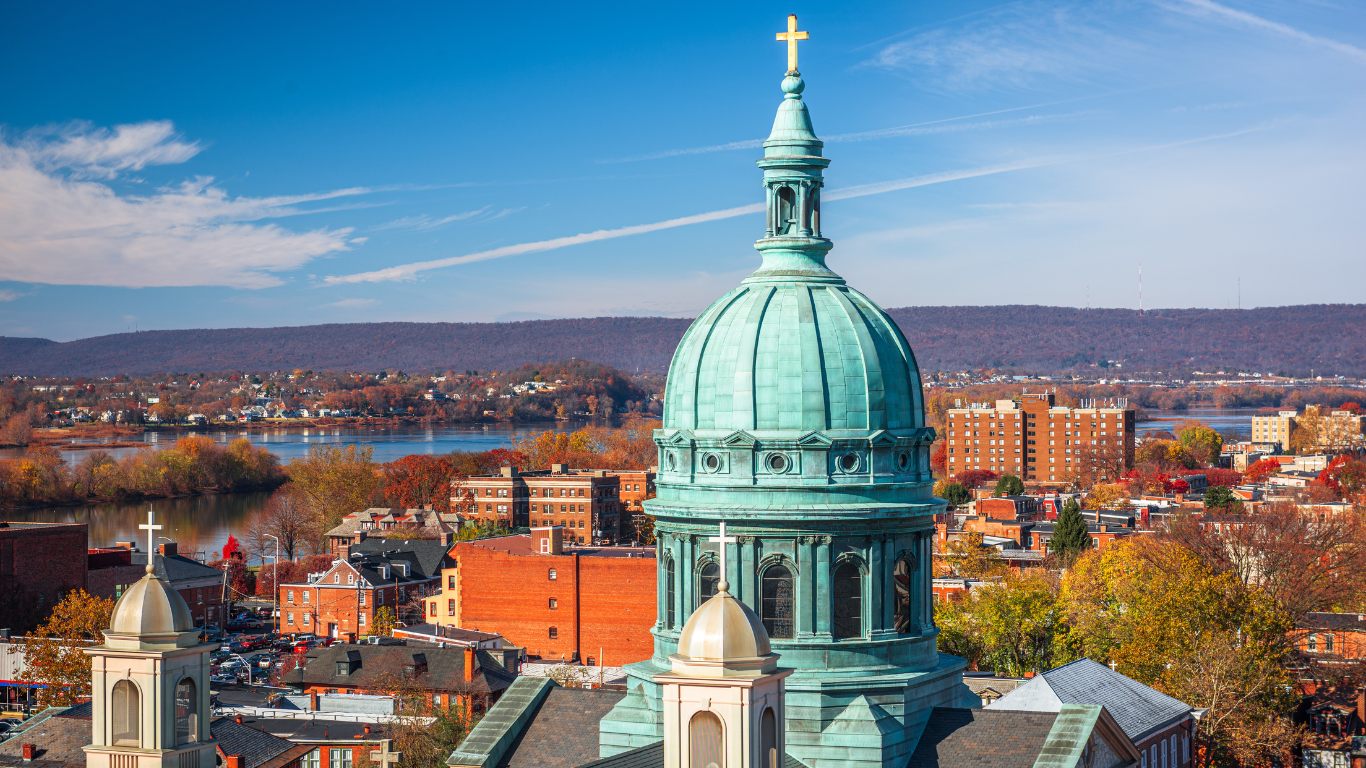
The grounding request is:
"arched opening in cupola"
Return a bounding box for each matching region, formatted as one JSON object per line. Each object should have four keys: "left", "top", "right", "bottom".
{"left": 776, "top": 186, "right": 796, "bottom": 235}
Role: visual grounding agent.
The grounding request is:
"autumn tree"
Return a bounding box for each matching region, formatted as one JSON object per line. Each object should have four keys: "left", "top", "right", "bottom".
{"left": 1062, "top": 539, "right": 1301, "bottom": 766}
{"left": 243, "top": 483, "right": 322, "bottom": 563}
{"left": 371, "top": 606, "right": 397, "bottom": 637}
{"left": 1083, "top": 483, "right": 1129, "bottom": 511}
{"left": 935, "top": 572, "right": 1070, "bottom": 677}
{"left": 287, "top": 444, "right": 383, "bottom": 532}
{"left": 1176, "top": 421, "right": 1223, "bottom": 466}
{"left": 940, "top": 532, "right": 1008, "bottom": 579}
{"left": 1244, "top": 458, "right": 1282, "bottom": 484}
{"left": 381, "top": 455, "right": 456, "bottom": 512}
{"left": 25, "top": 590, "right": 116, "bottom": 707}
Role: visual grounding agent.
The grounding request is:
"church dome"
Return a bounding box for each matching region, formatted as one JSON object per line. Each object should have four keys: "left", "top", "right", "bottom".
{"left": 663, "top": 280, "right": 922, "bottom": 433}
{"left": 669, "top": 589, "right": 778, "bottom": 679}
{"left": 109, "top": 567, "right": 196, "bottom": 636}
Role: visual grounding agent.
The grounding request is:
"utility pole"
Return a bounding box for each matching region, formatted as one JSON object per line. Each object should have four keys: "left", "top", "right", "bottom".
{"left": 265, "top": 534, "right": 280, "bottom": 635}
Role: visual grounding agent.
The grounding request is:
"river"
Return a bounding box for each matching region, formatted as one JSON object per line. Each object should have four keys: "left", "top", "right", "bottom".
{"left": 3, "top": 411, "right": 1255, "bottom": 559}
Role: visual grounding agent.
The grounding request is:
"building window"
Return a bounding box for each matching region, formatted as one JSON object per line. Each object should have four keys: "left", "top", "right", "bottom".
{"left": 549, "top": 626, "right": 558, "bottom": 639}
{"left": 1325, "top": 633, "right": 1334, "bottom": 653}
{"left": 549, "top": 598, "right": 557, "bottom": 609}
{"left": 359, "top": 613, "right": 366, "bottom": 626}
{"left": 761, "top": 564, "right": 794, "bottom": 639}
{"left": 698, "top": 562, "right": 720, "bottom": 605}
{"left": 112, "top": 680, "right": 140, "bottom": 745}
{"left": 893, "top": 556, "right": 916, "bottom": 633}
{"left": 359, "top": 591, "right": 365, "bottom": 606}
{"left": 287, "top": 612, "right": 294, "bottom": 625}
{"left": 329, "top": 748, "right": 353, "bottom": 768}
{"left": 448, "top": 599, "right": 455, "bottom": 616}
{"left": 302, "top": 750, "right": 320, "bottom": 768}
{"left": 288, "top": 590, "right": 295, "bottom": 604}
{"left": 348, "top": 574, "right": 355, "bottom": 585}
{"left": 761, "top": 707, "right": 778, "bottom": 768}
{"left": 689, "top": 711, "right": 724, "bottom": 768}
{"left": 303, "top": 591, "right": 310, "bottom": 604}
{"left": 665, "top": 558, "right": 676, "bottom": 629}
{"left": 303, "top": 613, "right": 310, "bottom": 625}
{"left": 334, "top": 575, "right": 340, "bottom": 584}
{"left": 548, "top": 568, "right": 557, "bottom": 580}
{"left": 115, "top": 583, "right": 124, "bottom": 599}
{"left": 429, "top": 602, "right": 437, "bottom": 617}
{"left": 1308, "top": 634, "right": 1317, "bottom": 652}
{"left": 196, "top": 588, "right": 203, "bottom": 603}
{"left": 832, "top": 561, "right": 862, "bottom": 639}
{"left": 175, "top": 678, "right": 198, "bottom": 745}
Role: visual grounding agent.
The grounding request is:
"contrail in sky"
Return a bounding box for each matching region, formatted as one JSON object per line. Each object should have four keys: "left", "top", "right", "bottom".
{"left": 325, "top": 125, "right": 1273, "bottom": 286}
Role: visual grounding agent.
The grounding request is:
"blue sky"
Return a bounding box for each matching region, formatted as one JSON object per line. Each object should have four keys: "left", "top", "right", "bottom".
{"left": 1, "top": 0, "right": 1362, "bottom": 341}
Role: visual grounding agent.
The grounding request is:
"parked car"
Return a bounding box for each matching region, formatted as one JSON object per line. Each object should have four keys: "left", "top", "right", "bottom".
{"left": 209, "top": 673, "right": 237, "bottom": 685}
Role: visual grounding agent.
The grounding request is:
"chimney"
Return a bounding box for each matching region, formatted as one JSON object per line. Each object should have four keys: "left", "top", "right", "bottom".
{"left": 364, "top": 725, "right": 371, "bottom": 734}
{"left": 309, "top": 691, "right": 319, "bottom": 711}
{"left": 1024, "top": 670, "right": 1036, "bottom": 679}
{"left": 464, "top": 647, "right": 475, "bottom": 682}
{"left": 22, "top": 744, "right": 35, "bottom": 761}
{"left": 354, "top": 530, "right": 368, "bottom": 544}
{"left": 234, "top": 715, "right": 243, "bottom": 724}
{"left": 158, "top": 541, "right": 177, "bottom": 557}
{"left": 225, "top": 757, "right": 243, "bottom": 768}
{"left": 337, "top": 544, "right": 351, "bottom": 562}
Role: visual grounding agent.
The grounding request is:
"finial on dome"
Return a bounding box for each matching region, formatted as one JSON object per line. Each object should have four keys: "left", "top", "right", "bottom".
{"left": 717, "top": 580, "right": 730, "bottom": 594}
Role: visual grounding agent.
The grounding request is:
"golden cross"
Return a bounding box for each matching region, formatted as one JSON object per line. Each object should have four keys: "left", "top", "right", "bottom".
{"left": 776, "top": 14, "right": 808, "bottom": 74}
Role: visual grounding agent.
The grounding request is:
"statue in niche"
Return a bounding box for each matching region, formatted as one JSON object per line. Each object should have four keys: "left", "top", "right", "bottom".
{"left": 893, "top": 556, "right": 915, "bottom": 634}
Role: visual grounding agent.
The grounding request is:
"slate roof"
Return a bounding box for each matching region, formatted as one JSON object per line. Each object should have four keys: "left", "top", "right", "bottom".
{"left": 350, "top": 538, "right": 453, "bottom": 579}
{"left": 576, "top": 742, "right": 807, "bottom": 768}
{"left": 130, "top": 552, "right": 224, "bottom": 584}
{"left": 991, "top": 658, "right": 1193, "bottom": 742}
{"left": 497, "top": 687, "right": 624, "bottom": 768}
{"left": 1301, "top": 612, "right": 1366, "bottom": 631}
{"left": 240, "top": 717, "right": 388, "bottom": 743}
{"left": 325, "top": 509, "right": 458, "bottom": 541}
{"left": 906, "top": 708, "right": 1059, "bottom": 768}
{"left": 281, "top": 644, "right": 515, "bottom": 695}
{"left": 211, "top": 717, "right": 313, "bottom": 768}
{"left": 0, "top": 707, "right": 92, "bottom": 768}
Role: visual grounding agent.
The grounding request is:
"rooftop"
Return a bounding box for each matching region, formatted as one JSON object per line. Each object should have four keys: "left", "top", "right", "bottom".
{"left": 456, "top": 534, "right": 655, "bottom": 559}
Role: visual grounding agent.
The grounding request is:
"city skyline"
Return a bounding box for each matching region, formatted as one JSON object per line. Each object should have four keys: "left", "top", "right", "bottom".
{"left": 2, "top": 1, "right": 1363, "bottom": 341}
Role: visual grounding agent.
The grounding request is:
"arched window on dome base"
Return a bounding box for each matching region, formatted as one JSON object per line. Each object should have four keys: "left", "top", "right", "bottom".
{"left": 689, "top": 711, "right": 724, "bottom": 768}
{"left": 175, "top": 678, "right": 198, "bottom": 745}
{"left": 760, "top": 564, "right": 794, "bottom": 639}
{"left": 111, "top": 680, "right": 140, "bottom": 746}
{"left": 832, "top": 561, "right": 863, "bottom": 639}
{"left": 665, "top": 557, "right": 677, "bottom": 630}
{"left": 697, "top": 561, "right": 720, "bottom": 607}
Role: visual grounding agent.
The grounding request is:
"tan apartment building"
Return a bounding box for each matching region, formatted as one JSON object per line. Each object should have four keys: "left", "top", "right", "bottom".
{"left": 945, "top": 391, "right": 1135, "bottom": 485}
{"left": 455, "top": 464, "right": 626, "bottom": 545}
{"left": 1251, "top": 410, "right": 1297, "bottom": 449}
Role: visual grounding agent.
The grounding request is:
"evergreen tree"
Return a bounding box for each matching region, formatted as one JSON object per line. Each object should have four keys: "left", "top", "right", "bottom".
{"left": 941, "top": 482, "right": 971, "bottom": 507}
{"left": 1052, "top": 498, "right": 1091, "bottom": 556}
{"left": 1204, "top": 485, "right": 1237, "bottom": 511}
{"left": 994, "top": 474, "right": 1025, "bottom": 497}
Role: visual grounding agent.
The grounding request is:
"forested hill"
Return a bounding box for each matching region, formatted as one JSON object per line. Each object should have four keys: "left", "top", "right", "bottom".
{"left": 2, "top": 304, "right": 1362, "bottom": 377}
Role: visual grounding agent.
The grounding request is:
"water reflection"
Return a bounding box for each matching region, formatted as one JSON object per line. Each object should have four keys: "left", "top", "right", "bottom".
{"left": 5, "top": 492, "right": 270, "bottom": 562}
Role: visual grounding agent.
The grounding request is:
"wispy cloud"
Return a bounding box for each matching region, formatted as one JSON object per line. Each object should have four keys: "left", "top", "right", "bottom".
{"left": 325, "top": 125, "right": 1275, "bottom": 285}
{"left": 598, "top": 95, "right": 1115, "bottom": 163}
{"left": 371, "top": 206, "right": 526, "bottom": 231}
{"left": 322, "top": 298, "right": 380, "bottom": 308}
{"left": 0, "top": 290, "right": 22, "bottom": 302}
{"left": 1167, "top": 0, "right": 1366, "bottom": 64}
{"left": 0, "top": 120, "right": 367, "bottom": 289}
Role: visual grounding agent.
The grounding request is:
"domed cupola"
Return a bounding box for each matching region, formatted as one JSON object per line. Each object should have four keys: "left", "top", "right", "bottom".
{"left": 105, "top": 562, "right": 198, "bottom": 648}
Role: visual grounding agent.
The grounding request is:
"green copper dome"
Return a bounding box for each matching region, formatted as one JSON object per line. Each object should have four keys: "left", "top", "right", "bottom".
{"left": 664, "top": 280, "right": 922, "bottom": 433}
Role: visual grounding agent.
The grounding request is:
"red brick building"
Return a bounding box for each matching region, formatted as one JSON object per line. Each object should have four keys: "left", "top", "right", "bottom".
{"left": 281, "top": 644, "right": 514, "bottom": 716}
{"left": 279, "top": 540, "right": 449, "bottom": 639}
{"left": 88, "top": 542, "right": 225, "bottom": 626}
{"left": 445, "top": 530, "right": 656, "bottom": 667}
{"left": 945, "top": 392, "right": 1135, "bottom": 485}
{"left": 0, "top": 522, "right": 87, "bottom": 624}
{"left": 456, "top": 466, "right": 628, "bottom": 545}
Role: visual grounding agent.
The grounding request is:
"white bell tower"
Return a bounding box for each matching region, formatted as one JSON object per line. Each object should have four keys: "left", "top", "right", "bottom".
{"left": 655, "top": 533, "right": 792, "bottom": 768}
{"left": 84, "top": 510, "right": 216, "bottom": 768}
